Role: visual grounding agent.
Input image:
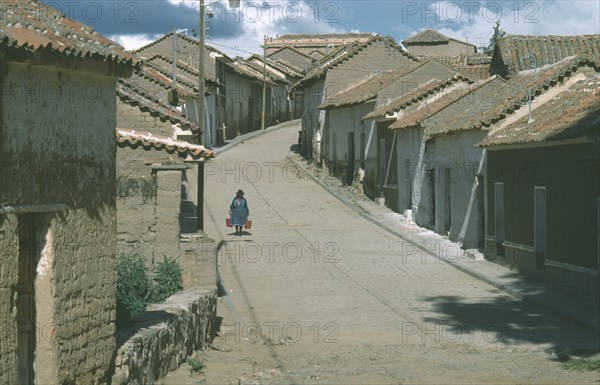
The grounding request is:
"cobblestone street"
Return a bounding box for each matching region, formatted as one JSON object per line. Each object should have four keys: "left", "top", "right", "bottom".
{"left": 162, "top": 121, "right": 599, "bottom": 385}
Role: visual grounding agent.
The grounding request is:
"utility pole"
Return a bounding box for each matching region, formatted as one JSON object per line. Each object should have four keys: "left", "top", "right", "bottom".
{"left": 261, "top": 34, "right": 267, "bottom": 130}
{"left": 197, "top": 0, "right": 206, "bottom": 231}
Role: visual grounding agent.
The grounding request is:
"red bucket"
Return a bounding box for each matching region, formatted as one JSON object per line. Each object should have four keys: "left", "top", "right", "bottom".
{"left": 245, "top": 220, "right": 252, "bottom": 229}
{"left": 226, "top": 218, "right": 232, "bottom": 227}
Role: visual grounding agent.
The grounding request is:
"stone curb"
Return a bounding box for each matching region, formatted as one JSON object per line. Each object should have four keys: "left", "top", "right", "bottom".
{"left": 286, "top": 155, "right": 599, "bottom": 335}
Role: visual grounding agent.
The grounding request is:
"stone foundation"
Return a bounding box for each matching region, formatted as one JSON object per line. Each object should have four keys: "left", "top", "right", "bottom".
{"left": 111, "top": 287, "right": 218, "bottom": 385}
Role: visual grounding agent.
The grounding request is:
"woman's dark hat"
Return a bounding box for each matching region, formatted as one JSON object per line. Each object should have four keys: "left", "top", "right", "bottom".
{"left": 236, "top": 189, "right": 245, "bottom": 195}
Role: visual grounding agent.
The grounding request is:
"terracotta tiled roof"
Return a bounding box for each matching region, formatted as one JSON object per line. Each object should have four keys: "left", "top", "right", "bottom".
{"left": 247, "top": 54, "right": 303, "bottom": 78}
{"left": 242, "top": 59, "right": 290, "bottom": 84}
{"left": 116, "top": 129, "right": 214, "bottom": 159}
{"left": 134, "top": 32, "right": 229, "bottom": 82}
{"left": 363, "top": 75, "right": 473, "bottom": 120}
{"left": 318, "top": 61, "right": 429, "bottom": 110}
{"left": 435, "top": 54, "right": 491, "bottom": 67}
{"left": 389, "top": 76, "right": 503, "bottom": 130}
{"left": 434, "top": 54, "right": 491, "bottom": 80}
{"left": 272, "top": 58, "right": 305, "bottom": 75}
{"left": 117, "top": 79, "right": 199, "bottom": 132}
{"left": 477, "top": 77, "right": 600, "bottom": 147}
{"left": 136, "top": 66, "right": 199, "bottom": 99}
{"left": 435, "top": 54, "right": 600, "bottom": 137}
{"left": 403, "top": 28, "right": 475, "bottom": 47}
{"left": 493, "top": 34, "right": 600, "bottom": 76}
{"left": 293, "top": 36, "right": 419, "bottom": 91}
{"left": 267, "top": 33, "right": 374, "bottom": 47}
{"left": 268, "top": 45, "right": 313, "bottom": 59}
{"left": 225, "top": 59, "right": 277, "bottom": 85}
{"left": 0, "top": 0, "right": 140, "bottom": 68}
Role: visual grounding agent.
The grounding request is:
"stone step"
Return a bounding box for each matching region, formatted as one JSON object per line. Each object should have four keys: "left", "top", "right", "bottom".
{"left": 179, "top": 216, "right": 198, "bottom": 234}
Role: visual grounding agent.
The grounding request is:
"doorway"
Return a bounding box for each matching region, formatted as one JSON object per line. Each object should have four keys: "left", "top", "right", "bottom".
{"left": 17, "top": 215, "right": 37, "bottom": 385}
{"left": 443, "top": 168, "right": 452, "bottom": 236}
{"left": 534, "top": 186, "right": 546, "bottom": 269}
{"left": 348, "top": 132, "right": 355, "bottom": 185}
{"left": 16, "top": 214, "right": 56, "bottom": 385}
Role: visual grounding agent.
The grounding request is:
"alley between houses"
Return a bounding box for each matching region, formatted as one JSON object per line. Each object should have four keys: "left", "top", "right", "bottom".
{"left": 161, "top": 121, "right": 598, "bottom": 384}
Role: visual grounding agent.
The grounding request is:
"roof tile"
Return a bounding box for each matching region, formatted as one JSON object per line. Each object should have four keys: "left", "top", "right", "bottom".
{"left": 0, "top": 0, "right": 139, "bottom": 68}
{"left": 478, "top": 77, "right": 600, "bottom": 147}
{"left": 116, "top": 129, "right": 213, "bottom": 159}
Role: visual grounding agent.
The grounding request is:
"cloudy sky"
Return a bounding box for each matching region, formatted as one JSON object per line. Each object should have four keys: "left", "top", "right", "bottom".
{"left": 41, "top": 0, "right": 600, "bottom": 57}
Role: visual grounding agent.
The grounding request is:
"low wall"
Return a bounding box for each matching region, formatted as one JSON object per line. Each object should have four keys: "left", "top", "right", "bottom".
{"left": 111, "top": 287, "right": 218, "bottom": 385}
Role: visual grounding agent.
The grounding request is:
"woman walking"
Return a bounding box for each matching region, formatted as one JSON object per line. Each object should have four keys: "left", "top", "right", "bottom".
{"left": 229, "top": 190, "right": 249, "bottom": 235}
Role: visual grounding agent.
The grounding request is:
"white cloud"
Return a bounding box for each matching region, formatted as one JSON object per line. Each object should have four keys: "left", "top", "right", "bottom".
{"left": 109, "top": 34, "right": 162, "bottom": 51}
{"left": 422, "top": 1, "right": 600, "bottom": 50}
{"left": 165, "top": 0, "right": 341, "bottom": 57}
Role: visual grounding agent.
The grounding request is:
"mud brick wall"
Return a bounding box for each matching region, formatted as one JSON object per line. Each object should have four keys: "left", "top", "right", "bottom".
{"left": 0, "top": 61, "right": 119, "bottom": 384}
{"left": 117, "top": 100, "right": 176, "bottom": 137}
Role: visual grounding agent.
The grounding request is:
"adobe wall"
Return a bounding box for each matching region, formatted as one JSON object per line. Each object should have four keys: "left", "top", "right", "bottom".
{"left": 117, "top": 99, "right": 176, "bottom": 137}
{"left": 0, "top": 61, "right": 118, "bottom": 383}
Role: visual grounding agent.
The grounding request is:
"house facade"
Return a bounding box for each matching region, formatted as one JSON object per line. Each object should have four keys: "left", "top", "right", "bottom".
{"left": 115, "top": 129, "right": 214, "bottom": 288}
{"left": 478, "top": 74, "right": 599, "bottom": 300}
{"left": 318, "top": 60, "right": 459, "bottom": 198}
{"left": 134, "top": 32, "right": 230, "bottom": 147}
{"left": 292, "top": 36, "right": 419, "bottom": 162}
{"left": 0, "top": 2, "right": 138, "bottom": 383}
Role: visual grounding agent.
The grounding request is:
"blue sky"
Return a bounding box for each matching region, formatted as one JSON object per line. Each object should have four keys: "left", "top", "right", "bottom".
{"left": 40, "top": 1, "right": 600, "bottom": 57}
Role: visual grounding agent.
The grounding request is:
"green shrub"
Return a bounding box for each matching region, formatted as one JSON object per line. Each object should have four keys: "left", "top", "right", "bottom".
{"left": 116, "top": 251, "right": 151, "bottom": 325}
{"left": 561, "top": 357, "right": 600, "bottom": 372}
{"left": 150, "top": 255, "right": 183, "bottom": 303}
{"left": 186, "top": 358, "right": 205, "bottom": 376}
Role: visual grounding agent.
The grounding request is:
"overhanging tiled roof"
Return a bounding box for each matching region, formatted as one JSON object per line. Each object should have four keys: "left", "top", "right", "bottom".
{"left": 493, "top": 34, "right": 600, "bottom": 75}
{"left": 403, "top": 28, "right": 475, "bottom": 47}
{"left": 435, "top": 54, "right": 492, "bottom": 67}
{"left": 363, "top": 75, "right": 473, "bottom": 120}
{"left": 477, "top": 77, "right": 600, "bottom": 147}
{"left": 242, "top": 59, "right": 290, "bottom": 84}
{"left": 318, "top": 65, "right": 423, "bottom": 110}
{"left": 134, "top": 32, "right": 229, "bottom": 82}
{"left": 434, "top": 54, "right": 491, "bottom": 80}
{"left": 248, "top": 54, "right": 303, "bottom": 79}
{"left": 0, "top": 0, "right": 140, "bottom": 68}
{"left": 267, "top": 33, "right": 374, "bottom": 47}
{"left": 268, "top": 45, "right": 313, "bottom": 59}
{"left": 436, "top": 55, "right": 600, "bottom": 137}
{"left": 117, "top": 79, "right": 199, "bottom": 132}
{"left": 292, "top": 36, "right": 418, "bottom": 91}
{"left": 145, "top": 53, "right": 223, "bottom": 88}
{"left": 225, "top": 59, "right": 277, "bottom": 85}
{"left": 116, "top": 129, "right": 214, "bottom": 159}
{"left": 389, "top": 76, "right": 502, "bottom": 130}
{"left": 136, "top": 66, "right": 199, "bottom": 99}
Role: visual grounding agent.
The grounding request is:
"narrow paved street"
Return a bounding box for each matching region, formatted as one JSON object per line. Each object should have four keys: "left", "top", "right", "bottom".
{"left": 164, "top": 121, "right": 598, "bottom": 384}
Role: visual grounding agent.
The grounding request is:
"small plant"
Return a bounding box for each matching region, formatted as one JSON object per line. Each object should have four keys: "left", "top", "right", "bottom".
{"left": 186, "top": 358, "right": 205, "bottom": 376}
{"left": 116, "top": 251, "right": 151, "bottom": 325}
{"left": 150, "top": 255, "right": 183, "bottom": 303}
{"left": 561, "top": 357, "right": 600, "bottom": 372}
